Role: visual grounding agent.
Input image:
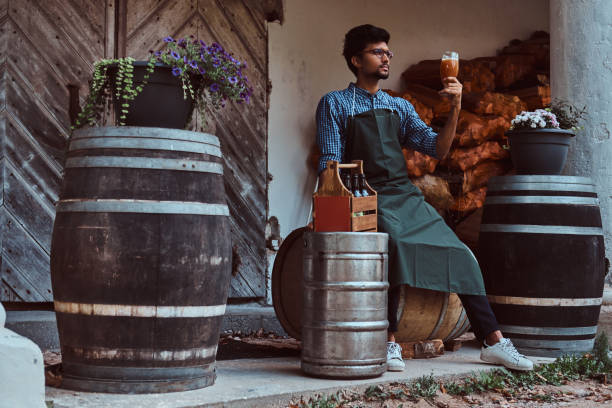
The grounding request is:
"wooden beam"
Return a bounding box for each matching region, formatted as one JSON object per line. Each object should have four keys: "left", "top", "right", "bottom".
{"left": 104, "top": 0, "right": 116, "bottom": 58}
{"left": 259, "top": 0, "right": 284, "bottom": 24}
{"left": 115, "top": 0, "right": 127, "bottom": 58}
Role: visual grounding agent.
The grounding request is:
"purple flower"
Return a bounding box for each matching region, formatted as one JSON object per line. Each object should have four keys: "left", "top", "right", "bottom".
{"left": 189, "top": 60, "right": 198, "bottom": 69}
{"left": 163, "top": 36, "right": 175, "bottom": 43}
{"left": 212, "top": 59, "right": 221, "bottom": 68}
{"left": 199, "top": 40, "right": 206, "bottom": 47}
{"left": 183, "top": 56, "right": 188, "bottom": 64}
{"left": 210, "top": 83, "right": 219, "bottom": 92}
{"left": 170, "top": 50, "right": 180, "bottom": 60}
{"left": 154, "top": 51, "right": 162, "bottom": 57}
{"left": 198, "top": 66, "right": 206, "bottom": 75}
{"left": 172, "top": 67, "right": 183, "bottom": 76}
{"left": 178, "top": 39, "right": 187, "bottom": 48}
{"left": 229, "top": 76, "right": 238, "bottom": 84}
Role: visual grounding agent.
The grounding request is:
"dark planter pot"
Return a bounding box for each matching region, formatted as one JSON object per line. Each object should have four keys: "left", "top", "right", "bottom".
{"left": 506, "top": 128, "right": 575, "bottom": 175}
{"left": 110, "top": 62, "right": 195, "bottom": 129}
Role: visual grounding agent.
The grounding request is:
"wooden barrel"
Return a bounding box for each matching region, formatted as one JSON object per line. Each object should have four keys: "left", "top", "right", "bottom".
{"left": 479, "top": 175, "right": 606, "bottom": 357}
{"left": 301, "top": 231, "right": 389, "bottom": 378}
{"left": 271, "top": 227, "right": 306, "bottom": 340}
{"left": 395, "top": 286, "right": 471, "bottom": 343}
{"left": 50, "top": 127, "right": 232, "bottom": 393}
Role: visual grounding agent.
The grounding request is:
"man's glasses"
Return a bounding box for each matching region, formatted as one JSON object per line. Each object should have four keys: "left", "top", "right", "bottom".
{"left": 360, "top": 48, "right": 394, "bottom": 60}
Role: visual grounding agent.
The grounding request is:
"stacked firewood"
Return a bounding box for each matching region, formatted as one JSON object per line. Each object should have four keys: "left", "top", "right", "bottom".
{"left": 385, "top": 31, "right": 550, "bottom": 252}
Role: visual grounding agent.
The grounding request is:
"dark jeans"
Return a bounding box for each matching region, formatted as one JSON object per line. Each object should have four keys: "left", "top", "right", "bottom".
{"left": 387, "top": 285, "right": 500, "bottom": 343}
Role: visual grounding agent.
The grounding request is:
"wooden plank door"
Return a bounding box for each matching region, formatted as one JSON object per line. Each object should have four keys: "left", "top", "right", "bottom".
{"left": 0, "top": 0, "right": 268, "bottom": 302}
{"left": 120, "top": 0, "right": 268, "bottom": 298}
{"left": 0, "top": 0, "right": 110, "bottom": 301}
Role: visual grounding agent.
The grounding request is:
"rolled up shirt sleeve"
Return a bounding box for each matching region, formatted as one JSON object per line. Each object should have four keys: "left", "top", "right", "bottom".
{"left": 316, "top": 94, "right": 345, "bottom": 174}
{"left": 397, "top": 99, "right": 439, "bottom": 159}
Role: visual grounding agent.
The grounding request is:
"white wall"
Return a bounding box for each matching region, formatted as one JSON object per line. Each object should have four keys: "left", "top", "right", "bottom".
{"left": 268, "top": 0, "right": 550, "bottom": 239}
{"left": 550, "top": 0, "right": 612, "bottom": 273}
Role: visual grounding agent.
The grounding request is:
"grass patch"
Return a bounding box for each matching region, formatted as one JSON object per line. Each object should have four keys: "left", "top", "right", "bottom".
{"left": 293, "top": 333, "right": 612, "bottom": 407}
{"left": 409, "top": 373, "right": 439, "bottom": 399}
{"left": 444, "top": 332, "right": 612, "bottom": 397}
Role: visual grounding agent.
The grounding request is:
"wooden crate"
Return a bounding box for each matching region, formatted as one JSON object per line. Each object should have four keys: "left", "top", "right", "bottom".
{"left": 313, "top": 160, "right": 377, "bottom": 232}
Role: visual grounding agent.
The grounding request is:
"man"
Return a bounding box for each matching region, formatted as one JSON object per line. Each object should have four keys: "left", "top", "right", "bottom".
{"left": 315, "top": 24, "right": 533, "bottom": 372}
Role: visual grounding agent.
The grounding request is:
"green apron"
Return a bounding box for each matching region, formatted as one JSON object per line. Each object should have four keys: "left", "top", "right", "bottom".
{"left": 345, "top": 106, "right": 485, "bottom": 296}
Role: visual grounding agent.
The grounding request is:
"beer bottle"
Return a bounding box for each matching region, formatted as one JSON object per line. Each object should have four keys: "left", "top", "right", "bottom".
{"left": 352, "top": 174, "right": 362, "bottom": 197}
{"left": 342, "top": 171, "right": 352, "bottom": 194}
{"left": 358, "top": 174, "right": 369, "bottom": 197}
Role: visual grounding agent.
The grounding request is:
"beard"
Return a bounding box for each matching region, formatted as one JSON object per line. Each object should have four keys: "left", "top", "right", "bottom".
{"left": 376, "top": 71, "right": 389, "bottom": 79}
{"left": 374, "top": 65, "right": 389, "bottom": 79}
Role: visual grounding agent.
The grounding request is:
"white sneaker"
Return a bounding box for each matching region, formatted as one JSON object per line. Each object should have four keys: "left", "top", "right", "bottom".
{"left": 480, "top": 338, "right": 534, "bottom": 371}
{"left": 386, "top": 341, "right": 405, "bottom": 371}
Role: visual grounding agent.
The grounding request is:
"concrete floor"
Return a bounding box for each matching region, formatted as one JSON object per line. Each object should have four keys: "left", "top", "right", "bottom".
{"left": 37, "top": 286, "right": 612, "bottom": 407}
{"left": 44, "top": 340, "right": 555, "bottom": 408}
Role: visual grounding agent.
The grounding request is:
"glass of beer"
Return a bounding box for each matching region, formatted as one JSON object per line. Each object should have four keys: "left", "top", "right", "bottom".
{"left": 440, "top": 51, "right": 459, "bottom": 81}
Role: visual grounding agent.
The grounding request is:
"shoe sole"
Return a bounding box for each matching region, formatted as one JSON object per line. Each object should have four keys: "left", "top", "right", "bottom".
{"left": 387, "top": 366, "right": 405, "bottom": 372}
{"left": 480, "top": 357, "right": 533, "bottom": 371}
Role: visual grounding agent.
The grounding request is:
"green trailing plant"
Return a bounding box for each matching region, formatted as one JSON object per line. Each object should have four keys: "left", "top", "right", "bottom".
{"left": 74, "top": 56, "right": 156, "bottom": 128}
{"left": 74, "top": 35, "right": 252, "bottom": 130}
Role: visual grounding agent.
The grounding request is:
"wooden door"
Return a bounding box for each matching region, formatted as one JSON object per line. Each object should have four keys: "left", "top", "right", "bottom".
{"left": 120, "top": 0, "right": 268, "bottom": 298}
{"left": 0, "top": 0, "right": 269, "bottom": 302}
{"left": 0, "top": 0, "right": 110, "bottom": 301}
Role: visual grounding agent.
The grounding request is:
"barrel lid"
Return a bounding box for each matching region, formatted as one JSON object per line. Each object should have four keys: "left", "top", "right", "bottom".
{"left": 71, "top": 126, "right": 220, "bottom": 147}
{"left": 272, "top": 227, "right": 306, "bottom": 340}
{"left": 488, "top": 175, "right": 594, "bottom": 186}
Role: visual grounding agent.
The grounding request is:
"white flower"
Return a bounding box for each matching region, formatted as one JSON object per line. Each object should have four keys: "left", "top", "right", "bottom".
{"left": 530, "top": 123, "right": 537, "bottom": 128}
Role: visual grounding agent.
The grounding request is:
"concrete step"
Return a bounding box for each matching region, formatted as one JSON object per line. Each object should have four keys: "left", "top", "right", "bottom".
{"left": 6, "top": 304, "right": 286, "bottom": 351}
{"left": 44, "top": 341, "right": 554, "bottom": 408}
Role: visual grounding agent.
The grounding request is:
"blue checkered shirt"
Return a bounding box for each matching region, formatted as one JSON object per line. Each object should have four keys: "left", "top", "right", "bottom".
{"left": 316, "top": 82, "right": 438, "bottom": 173}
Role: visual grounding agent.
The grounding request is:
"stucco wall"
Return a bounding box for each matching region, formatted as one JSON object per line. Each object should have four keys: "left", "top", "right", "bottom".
{"left": 268, "top": 0, "right": 550, "bottom": 239}
{"left": 550, "top": 0, "right": 612, "bottom": 274}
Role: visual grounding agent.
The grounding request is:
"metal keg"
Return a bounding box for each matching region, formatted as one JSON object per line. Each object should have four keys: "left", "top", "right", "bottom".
{"left": 301, "top": 231, "right": 389, "bottom": 378}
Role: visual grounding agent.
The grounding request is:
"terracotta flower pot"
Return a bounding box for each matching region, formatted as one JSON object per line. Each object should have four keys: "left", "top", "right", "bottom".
{"left": 506, "top": 128, "right": 575, "bottom": 175}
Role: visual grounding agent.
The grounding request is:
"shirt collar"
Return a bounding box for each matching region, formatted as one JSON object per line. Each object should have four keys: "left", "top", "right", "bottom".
{"left": 348, "top": 82, "right": 384, "bottom": 99}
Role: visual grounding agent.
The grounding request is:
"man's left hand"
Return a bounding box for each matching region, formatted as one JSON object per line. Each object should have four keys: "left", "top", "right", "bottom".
{"left": 439, "top": 77, "right": 462, "bottom": 108}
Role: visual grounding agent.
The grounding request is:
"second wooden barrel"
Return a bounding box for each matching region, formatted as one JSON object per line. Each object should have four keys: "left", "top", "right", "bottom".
{"left": 51, "top": 127, "right": 232, "bottom": 393}
{"left": 301, "top": 231, "right": 389, "bottom": 378}
{"left": 395, "top": 286, "right": 470, "bottom": 343}
{"left": 479, "top": 175, "right": 606, "bottom": 357}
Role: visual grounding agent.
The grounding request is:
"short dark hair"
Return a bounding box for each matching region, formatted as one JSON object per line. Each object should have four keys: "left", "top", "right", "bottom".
{"left": 343, "top": 24, "right": 390, "bottom": 76}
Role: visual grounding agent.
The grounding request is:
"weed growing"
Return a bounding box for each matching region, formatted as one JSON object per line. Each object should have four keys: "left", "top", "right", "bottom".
{"left": 292, "top": 333, "right": 612, "bottom": 407}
